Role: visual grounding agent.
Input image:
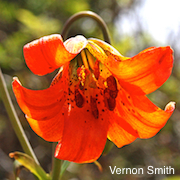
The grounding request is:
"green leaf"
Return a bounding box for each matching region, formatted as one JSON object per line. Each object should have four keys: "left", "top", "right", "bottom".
{"left": 9, "top": 151, "right": 51, "bottom": 180}
{"left": 60, "top": 161, "right": 71, "bottom": 178}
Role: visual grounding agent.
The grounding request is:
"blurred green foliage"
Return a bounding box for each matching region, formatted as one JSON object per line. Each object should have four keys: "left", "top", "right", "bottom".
{"left": 0, "top": 0, "right": 180, "bottom": 180}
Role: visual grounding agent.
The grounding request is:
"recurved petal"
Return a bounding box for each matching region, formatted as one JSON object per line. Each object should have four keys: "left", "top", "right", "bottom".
{"left": 54, "top": 103, "right": 108, "bottom": 163}
{"left": 89, "top": 38, "right": 123, "bottom": 57}
{"left": 64, "top": 35, "right": 88, "bottom": 54}
{"left": 115, "top": 87, "right": 175, "bottom": 139}
{"left": 88, "top": 38, "right": 173, "bottom": 95}
{"left": 26, "top": 113, "right": 64, "bottom": 142}
{"left": 23, "top": 34, "right": 87, "bottom": 75}
{"left": 117, "top": 46, "right": 173, "bottom": 95}
{"left": 12, "top": 66, "right": 68, "bottom": 120}
{"left": 107, "top": 121, "right": 137, "bottom": 148}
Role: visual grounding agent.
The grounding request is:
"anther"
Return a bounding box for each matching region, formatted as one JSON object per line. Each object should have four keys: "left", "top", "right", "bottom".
{"left": 75, "top": 89, "right": 84, "bottom": 108}
{"left": 90, "top": 96, "right": 99, "bottom": 119}
{"left": 106, "top": 75, "right": 118, "bottom": 98}
{"left": 107, "top": 97, "right": 116, "bottom": 111}
{"left": 85, "top": 49, "right": 95, "bottom": 71}
{"left": 104, "top": 88, "right": 116, "bottom": 111}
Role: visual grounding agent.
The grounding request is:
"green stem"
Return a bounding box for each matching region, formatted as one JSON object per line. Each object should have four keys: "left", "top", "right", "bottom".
{"left": 0, "top": 68, "right": 39, "bottom": 165}
{"left": 52, "top": 158, "right": 62, "bottom": 180}
{"left": 51, "top": 143, "right": 61, "bottom": 180}
{"left": 61, "top": 11, "right": 111, "bottom": 44}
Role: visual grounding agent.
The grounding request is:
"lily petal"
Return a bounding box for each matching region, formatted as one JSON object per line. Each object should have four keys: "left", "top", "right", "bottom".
{"left": 107, "top": 121, "right": 137, "bottom": 148}
{"left": 24, "top": 34, "right": 87, "bottom": 75}
{"left": 88, "top": 39, "right": 173, "bottom": 95}
{"left": 12, "top": 66, "right": 70, "bottom": 141}
{"left": 55, "top": 103, "right": 108, "bottom": 163}
{"left": 12, "top": 66, "right": 69, "bottom": 120}
{"left": 26, "top": 113, "right": 64, "bottom": 142}
{"left": 115, "top": 87, "right": 175, "bottom": 139}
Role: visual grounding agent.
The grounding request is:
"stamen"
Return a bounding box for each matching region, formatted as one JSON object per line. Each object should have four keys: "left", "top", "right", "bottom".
{"left": 81, "top": 50, "right": 89, "bottom": 70}
{"left": 107, "top": 97, "right": 116, "bottom": 111}
{"left": 90, "top": 96, "right": 99, "bottom": 119}
{"left": 107, "top": 76, "right": 117, "bottom": 91}
{"left": 75, "top": 89, "right": 84, "bottom": 108}
{"left": 77, "top": 55, "right": 83, "bottom": 67}
{"left": 77, "top": 65, "right": 89, "bottom": 87}
{"left": 106, "top": 75, "right": 118, "bottom": 98}
{"left": 85, "top": 49, "right": 95, "bottom": 71}
{"left": 103, "top": 75, "right": 118, "bottom": 111}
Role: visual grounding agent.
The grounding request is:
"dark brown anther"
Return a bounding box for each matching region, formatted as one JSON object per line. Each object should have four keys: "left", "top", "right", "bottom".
{"left": 107, "top": 76, "right": 117, "bottom": 90}
{"left": 104, "top": 88, "right": 116, "bottom": 111}
{"left": 75, "top": 89, "right": 84, "bottom": 108}
{"left": 104, "top": 88, "right": 110, "bottom": 99}
{"left": 109, "top": 89, "right": 118, "bottom": 98}
{"left": 106, "top": 75, "right": 118, "bottom": 98}
{"left": 90, "top": 96, "right": 99, "bottom": 119}
{"left": 107, "top": 97, "right": 116, "bottom": 111}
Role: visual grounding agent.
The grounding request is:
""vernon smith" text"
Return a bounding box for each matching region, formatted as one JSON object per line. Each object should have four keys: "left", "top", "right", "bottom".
{"left": 109, "top": 166, "right": 175, "bottom": 175}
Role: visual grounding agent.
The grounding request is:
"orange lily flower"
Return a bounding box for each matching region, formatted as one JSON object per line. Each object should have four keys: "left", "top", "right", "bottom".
{"left": 12, "top": 34, "right": 175, "bottom": 163}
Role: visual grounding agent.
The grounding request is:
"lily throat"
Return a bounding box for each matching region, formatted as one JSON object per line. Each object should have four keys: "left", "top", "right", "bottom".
{"left": 67, "top": 49, "right": 119, "bottom": 119}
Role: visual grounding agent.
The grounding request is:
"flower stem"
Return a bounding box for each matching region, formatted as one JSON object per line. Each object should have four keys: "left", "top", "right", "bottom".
{"left": 51, "top": 143, "right": 61, "bottom": 180}
{"left": 61, "top": 11, "right": 111, "bottom": 44}
{"left": 0, "top": 68, "right": 39, "bottom": 165}
{"left": 52, "top": 158, "right": 62, "bottom": 180}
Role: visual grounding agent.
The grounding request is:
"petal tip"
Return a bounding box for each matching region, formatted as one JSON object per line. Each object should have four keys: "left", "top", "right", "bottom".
{"left": 12, "top": 77, "right": 21, "bottom": 86}
{"left": 165, "top": 101, "right": 175, "bottom": 113}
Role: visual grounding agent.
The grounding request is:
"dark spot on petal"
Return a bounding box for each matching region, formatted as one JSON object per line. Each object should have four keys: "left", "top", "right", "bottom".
{"left": 121, "top": 101, "right": 125, "bottom": 106}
